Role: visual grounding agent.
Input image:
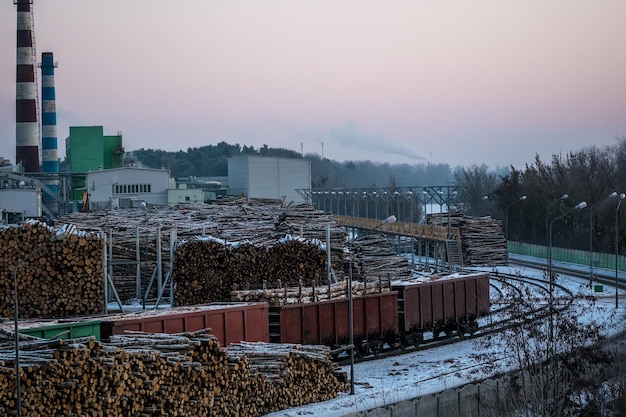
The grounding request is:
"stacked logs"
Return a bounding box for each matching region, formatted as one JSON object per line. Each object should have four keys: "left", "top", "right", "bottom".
{"left": 456, "top": 214, "right": 507, "bottom": 265}
{"left": 59, "top": 200, "right": 347, "bottom": 303}
{"left": 0, "top": 330, "right": 347, "bottom": 417}
{"left": 231, "top": 278, "right": 391, "bottom": 305}
{"left": 228, "top": 341, "right": 348, "bottom": 408}
{"left": 429, "top": 212, "right": 507, "bottom": 265}
{"left": 349, "top": 234, "right": 414, "bottom": 280}
{"left": 0, "top": 221, "right": 104, "bottom": 319}
{"left": 174, "top": 235, "right": 328, "bottom": 306}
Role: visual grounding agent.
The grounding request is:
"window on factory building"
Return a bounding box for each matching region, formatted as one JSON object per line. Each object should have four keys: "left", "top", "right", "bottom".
{"left": 113, "top": 184, "right": 153, "bottom": 195}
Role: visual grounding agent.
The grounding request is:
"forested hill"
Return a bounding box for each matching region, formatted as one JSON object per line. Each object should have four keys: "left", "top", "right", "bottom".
{"left": 132, "top": 142, "right": 301, "bottom": 178}
{"left": 131, "top": 141, "right": 453, "bottom": 188}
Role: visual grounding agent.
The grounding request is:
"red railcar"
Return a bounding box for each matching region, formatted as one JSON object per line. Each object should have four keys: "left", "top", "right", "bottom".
{"left": 392, "top": 272, "right": 490, "bottom": 345}
{"left": 100, "top": 302, "right": 269, "bottom": 347}
{"left": 269, "top": 291, "right": 399, "bottom": 355}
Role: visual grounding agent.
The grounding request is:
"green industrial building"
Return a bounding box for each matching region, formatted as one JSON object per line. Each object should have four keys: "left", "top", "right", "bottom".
{"left": 65, "top": 126, "right": 124, "bottom": 200}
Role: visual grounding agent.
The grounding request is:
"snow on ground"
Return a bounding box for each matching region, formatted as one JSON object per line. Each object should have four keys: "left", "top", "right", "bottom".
{"left": 264, "top": 257, "right": 626, "bottom": 417}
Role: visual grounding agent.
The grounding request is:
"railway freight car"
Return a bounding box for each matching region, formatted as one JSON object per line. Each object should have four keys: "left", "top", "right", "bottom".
{"left": 99, "top": 302, "right": 269, "bottom": 346}
{"left": 10, "top": 274, "right": 490, "bottom": 358}
{"left": 392, "top": 272, "right": 490, "bottom": 346}
{"left": 269, "top": 291, "right": 399, "bottom": 356}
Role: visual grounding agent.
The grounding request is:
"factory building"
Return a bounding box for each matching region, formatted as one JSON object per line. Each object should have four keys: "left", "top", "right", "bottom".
{"left": 65, "top": 126, "right": 124, "bottom": 173}
{"left": 166, "top": 186, "right": 204, "bottom": 206}
{"left": 65, "top": 125, "right": 124, "bottom": 200}
{"left": 227, "top": 155, "right": 310, "bottom": 203}
{"left": 85, "top": 167, "right": 170, "bottom": 210}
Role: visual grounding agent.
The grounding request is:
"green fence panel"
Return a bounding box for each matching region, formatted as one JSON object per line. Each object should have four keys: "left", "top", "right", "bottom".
{"left": 508, "top": 241, "right": 626, "bottom": 273}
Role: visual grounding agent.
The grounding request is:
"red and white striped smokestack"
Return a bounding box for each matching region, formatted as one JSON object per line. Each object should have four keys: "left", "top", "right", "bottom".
{"left": 15, "top": 0, "right": 40, "bottom": 173}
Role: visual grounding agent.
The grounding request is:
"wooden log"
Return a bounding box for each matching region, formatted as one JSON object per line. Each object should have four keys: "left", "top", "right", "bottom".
{"left": 0, "top": 330, "right": 348, "bottom": 416}
{"left": 0, "top": 222, "right": 105, "bottom": 319}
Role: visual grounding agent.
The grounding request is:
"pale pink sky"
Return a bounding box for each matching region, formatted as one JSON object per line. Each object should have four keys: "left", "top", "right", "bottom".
{"left": 1, "top": 0, "right": 625, "bottom": 169}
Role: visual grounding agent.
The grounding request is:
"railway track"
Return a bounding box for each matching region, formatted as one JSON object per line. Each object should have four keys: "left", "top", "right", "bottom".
{"left": 337, "top": 268, "right": 576, "bottom": 366}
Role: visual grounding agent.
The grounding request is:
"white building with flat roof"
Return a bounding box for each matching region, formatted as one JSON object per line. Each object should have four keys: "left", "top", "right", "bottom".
{"left": 227, "top": 155, "right": 311, "bottom": 203}
{"left": 85, "top": 167, "right": 170, "bottom": 210}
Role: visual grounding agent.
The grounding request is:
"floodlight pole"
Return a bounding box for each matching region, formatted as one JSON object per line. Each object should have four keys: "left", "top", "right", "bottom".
{"left": 588, "top": 192, "right": 618, "bottom": 284}
{"left": 545, "top": 194, "right": 569, "bottom": 269}
{"left": 348, "top": 240, "right": 355, "bottom": 395}
{"left": 616, "top": 193, "right": 625, "bottom": 308}
{"left": 548, "top": 202, "right": 586, "bottom": 344}
{"left": 505, "top": 195, "right": 527, "bottom": 243}
{"left": 347, "top": 215, "right": 395, "bottom": 395}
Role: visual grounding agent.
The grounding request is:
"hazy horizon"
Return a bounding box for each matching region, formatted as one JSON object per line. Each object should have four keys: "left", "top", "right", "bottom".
{"left": 1, "top": 1, "right": 625, "bottom": 170}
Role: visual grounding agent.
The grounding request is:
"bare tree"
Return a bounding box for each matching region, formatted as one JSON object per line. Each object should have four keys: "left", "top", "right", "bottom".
{"left": 453, "top": 164, "right": 498, "bottom": 216}
{"left": 476, "top": 271, "right": 619, "bottom": 416}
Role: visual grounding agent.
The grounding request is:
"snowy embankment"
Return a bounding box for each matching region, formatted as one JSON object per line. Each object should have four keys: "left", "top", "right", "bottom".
{"left": 264, "top": 263, "right": 626, "bottom": 417}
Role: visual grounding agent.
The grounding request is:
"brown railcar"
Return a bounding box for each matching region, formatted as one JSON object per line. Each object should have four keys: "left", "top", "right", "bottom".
{"left": 392, "top": 272, "right": 490, "bottom": 345}
{"left": 100, "top": 302, "right": 270, "bottom": 346}
{"left": 269, "top": 291, "right": 399, "bottom": 356}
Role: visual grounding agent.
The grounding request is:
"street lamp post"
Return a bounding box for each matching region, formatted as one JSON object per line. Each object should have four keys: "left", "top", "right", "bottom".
{"left": 616, "top": 193, "right": 625, "bottom": 308}
{"left": 347, "top": 214, "right": 396, "bottom": 395}
{"left": 348, "top": 239, "right": 355, "bottom": 395}
{"left": 363, "top": 191, "right": 370, "bottom": 219}
{"left": 505, "top": 195, "right": 527, "bottom": 242}
{"left": 374, "top": 192, "right": 379, "bottom": 219}
{"left": 421, "top": 191, "right": 429, "bottom": 269}
{"left": 437, "top": 191, "right": 444, "bottom": 226}
{"left": 548, "top": 201, "right": 586, "bottom": 342}
{"left": 545, "top": 194, "right": 569, "bottom": 266}
{"left": 394, "top": 191, "right": 400, "bottom": 222}
{"left": 13, "top": 224, "right": 76, "bottom": 417}
{"left": 447, "top": 190, "right": 457, "bottom": 237}
{"left": 406, "top": 191, "right": 413, "bottom": 223}
{"left": 588, "top": 192, "right": 618, "bottom": 284}
{"left": 546, "top": 194, "right": 569, "bottom": 246}
{"left": 406, "top": 191, "right": 414, "bottom": 267}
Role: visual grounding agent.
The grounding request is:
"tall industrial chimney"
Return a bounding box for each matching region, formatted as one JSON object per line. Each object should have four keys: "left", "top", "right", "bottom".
{"left": 40, "top": 52, "right": 58, "bottom": 174}
{"left": 15, "top": 0, "right": 40, "bottom": 173}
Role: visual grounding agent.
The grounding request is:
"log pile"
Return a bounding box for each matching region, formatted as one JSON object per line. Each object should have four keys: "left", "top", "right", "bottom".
{"left": 429, "top": 212, "right": 507, "bottom": 265}
{"left": 173, "top": 235, "right": 328, "bottom": 306}
{"left": 48, "top": 199, "right": 409, "bottom": 308}
{"left": 0, "top": 330, "right": 347, "bottom": 417}
{"left": 0, "top": 221, "right": 105, "bottom": 319}
{"left": 231, "top": 277, "right": 391, "bottom": 305}
{"left": 58, "top": 199, "right": 347, "bottom": 303}
{"left": 349, "top": 234, "right": 414, "bottom": 280}
{"left": 228, "top": 341, "right": 348, "bottom": 408}
{"left": 175, "top": 231, "right": 404, "bottom": 306}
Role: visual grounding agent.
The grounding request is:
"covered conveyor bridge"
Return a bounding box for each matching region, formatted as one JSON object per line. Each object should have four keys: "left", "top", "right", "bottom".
{"left": 334, "top": 215, "right": 463, "bottom": 271}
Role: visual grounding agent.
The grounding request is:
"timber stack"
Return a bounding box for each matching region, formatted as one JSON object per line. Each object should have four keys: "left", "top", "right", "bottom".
{"left": 59, "top": 199, "right": 347, "bottom": 303}
{"left": 429, "top": 212, "right": 507, "bottom": 265}
{"left": 231, "top": 277, "right": 391, "bottom": 305}
{"left": 173, "top": 235, "right": 328, "bottom": 306}
{"left": 348, "top": 234, "right": 414, "bottom": 279}
{"left": 228, "top": 341, "right": 348, "bottom": 408}
{"left": 0, "top": 221, "right": 104, "bottom": 319}
{"left": 0, "top": 330, "right": 347, "bottom": 416}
